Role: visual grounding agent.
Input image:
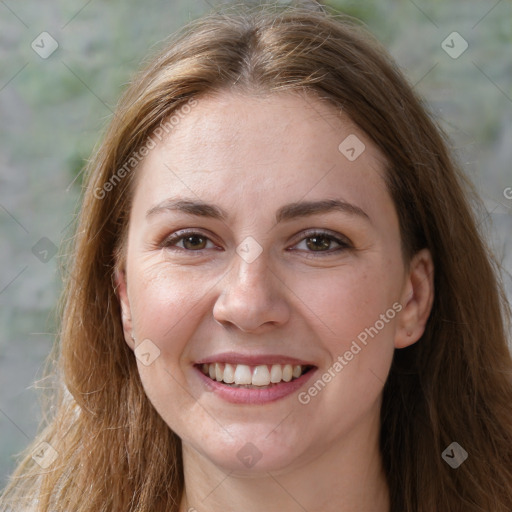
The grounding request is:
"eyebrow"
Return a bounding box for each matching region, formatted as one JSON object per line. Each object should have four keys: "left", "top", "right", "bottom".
{"left": 145, "top": 198, "right": 370, "bottom": 224}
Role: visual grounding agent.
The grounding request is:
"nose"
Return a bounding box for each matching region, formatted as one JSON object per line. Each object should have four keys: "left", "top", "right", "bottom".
{"left": 212, "top": 249, "right": 291, "bottom": 333}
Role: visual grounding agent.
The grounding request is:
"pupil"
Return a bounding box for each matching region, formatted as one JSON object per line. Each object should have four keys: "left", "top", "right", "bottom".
{"left": 306, "top": 236, "right": 330, "bottom": 251}
{"left": 184, "top": 235, "right": 205, "bottom": 250}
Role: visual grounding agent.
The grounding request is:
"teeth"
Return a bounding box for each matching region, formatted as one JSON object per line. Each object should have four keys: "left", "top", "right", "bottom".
{"left": 200, "top": 362, "right": 308, "bottom": 386}
{"left": 234, "top": 364, "right": 252, "bottom": 385}
{"left": 282, "top": 364, "right": 293, "bottom": 382}
{"left": 252, "top": 365, "right": 270, "bottom": 386}
{"left": 223, "top": 363, "right": 235, "bottom": 384}
{"left": 270, "top": 364, "right": 282, "bottom": 383}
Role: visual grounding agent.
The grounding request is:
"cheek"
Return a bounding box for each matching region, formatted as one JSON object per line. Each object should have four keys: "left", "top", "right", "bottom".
{"left": 291, "top": 262, "right": 400, "bottom": 348}
{"left": 288, "top": 261, "right": 401, "bottom": 408}
{"left": 288, "top": 262, "right": 399, "bottom": 444}
{"left": 127, "top": 259, "right": 212, "bottom": 356}
{"left": 126, "top": 262, "right": 213, "bottom": 432}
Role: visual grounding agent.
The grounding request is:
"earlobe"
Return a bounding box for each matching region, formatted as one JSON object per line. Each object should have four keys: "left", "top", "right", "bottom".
{"left": 114, "top": 268, "right": 135, "bottom": 350}
{"left": 395, "top": 248, "right": 434, "bottom": 349}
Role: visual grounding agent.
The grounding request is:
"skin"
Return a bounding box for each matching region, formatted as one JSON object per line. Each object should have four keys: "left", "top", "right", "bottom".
{"left": 115, "top": 89, "right": 434, "bottom": 512}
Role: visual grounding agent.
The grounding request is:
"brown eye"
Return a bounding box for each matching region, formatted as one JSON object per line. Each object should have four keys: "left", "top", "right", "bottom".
{"left": 293, "top": 230, "right": 351, "bottom": 255}
{"left": 181, "top": 234, "right": 207, "bottom": 250}
{"left": 161, "top": 231, "right": 215, "bottom": 251}
{"left": 305, "top": 235, "right": 334, "bottom": 251}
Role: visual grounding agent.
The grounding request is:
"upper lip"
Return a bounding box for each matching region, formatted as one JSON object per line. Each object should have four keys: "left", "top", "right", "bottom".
{"left": 195, "top": 352, "right": 316, "bottom": 366}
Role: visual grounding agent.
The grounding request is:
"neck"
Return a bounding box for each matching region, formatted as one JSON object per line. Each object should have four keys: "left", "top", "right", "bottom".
{"left": 178, "top": 409, "right": 390, "bottom": 512}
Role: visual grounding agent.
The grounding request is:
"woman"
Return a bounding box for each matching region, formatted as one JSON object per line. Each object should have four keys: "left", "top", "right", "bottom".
{"left": 1, "top": 2, "right": 511, "bottom": 511}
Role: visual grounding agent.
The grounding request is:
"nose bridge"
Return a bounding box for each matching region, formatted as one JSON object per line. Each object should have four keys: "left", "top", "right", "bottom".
{"left": 229, "top": 241, "right": 274, "bottom": 297}
{"left": 212, "top": 240, "right": 290, "bottom": 331}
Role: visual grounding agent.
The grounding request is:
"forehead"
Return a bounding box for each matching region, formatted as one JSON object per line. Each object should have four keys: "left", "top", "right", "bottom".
{"left": 131, "top": 90, "right": 391, "bottom": 225}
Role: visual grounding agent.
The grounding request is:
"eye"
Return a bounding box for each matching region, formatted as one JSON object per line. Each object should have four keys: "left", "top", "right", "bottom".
{"left": 291, "top": 230, "right": 351, "bottom": 255}
{"left": 159, "top": 229, "right": 351, "bottom": 255}
{"left": 160, "top": 230, "right": 217, "bottom": 251}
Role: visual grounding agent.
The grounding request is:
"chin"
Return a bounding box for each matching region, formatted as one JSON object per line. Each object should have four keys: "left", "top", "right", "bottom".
{"left": 188, "top": 426, "right": 307, "bottom": 475}
{"left": 208, "top": 446, "right": 302, "bottom": 475}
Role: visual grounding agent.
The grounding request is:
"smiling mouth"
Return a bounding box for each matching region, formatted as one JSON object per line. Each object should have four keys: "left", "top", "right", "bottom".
{"left": 196, "top": 362, "right": 315, "bottom": 388}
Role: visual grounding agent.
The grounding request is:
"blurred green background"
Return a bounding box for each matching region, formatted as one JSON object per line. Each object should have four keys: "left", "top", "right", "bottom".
{"left": 1, "top": 0, "right": 511, "bottom": 488}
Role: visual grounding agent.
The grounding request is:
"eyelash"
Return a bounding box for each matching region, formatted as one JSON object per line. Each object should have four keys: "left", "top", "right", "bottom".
{"left": 159, "top": 229, "right": 352, "bottom": 256}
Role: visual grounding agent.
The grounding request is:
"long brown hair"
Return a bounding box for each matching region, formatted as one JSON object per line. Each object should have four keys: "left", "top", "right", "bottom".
{"left": 1, "top": 2, "right": 511, "bottom": 511}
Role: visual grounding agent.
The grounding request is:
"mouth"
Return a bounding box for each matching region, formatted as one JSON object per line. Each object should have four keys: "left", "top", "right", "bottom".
{"left": 196, "top": 362, "right": 316, "bottom": 389}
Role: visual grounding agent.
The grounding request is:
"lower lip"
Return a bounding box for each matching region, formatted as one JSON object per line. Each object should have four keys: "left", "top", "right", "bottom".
{"left": 194, "top": 366, "right": 317, "bottom": 404}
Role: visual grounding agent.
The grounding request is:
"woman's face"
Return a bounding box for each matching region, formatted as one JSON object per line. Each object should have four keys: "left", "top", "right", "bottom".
{"left": 116, "top": 90, "right": 432, "bottom": 474}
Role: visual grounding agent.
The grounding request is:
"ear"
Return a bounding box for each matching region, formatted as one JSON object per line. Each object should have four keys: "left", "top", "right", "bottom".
{"left": 114, "top": 268, "right": 135, "bottom": 351}
{"left": 395, "top": 248, "right": 434, "bottom": 349}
